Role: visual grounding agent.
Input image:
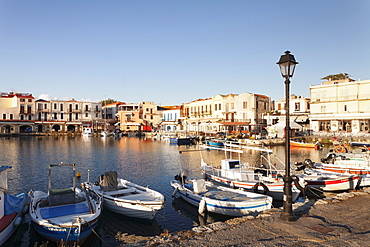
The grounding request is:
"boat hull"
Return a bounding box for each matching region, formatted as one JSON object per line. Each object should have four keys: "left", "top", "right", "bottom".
{"left": 171, "top": 180, "right": 272, "bottom": 216}
{"left": 0, "top": 193, "right": 29, "bottom": 246}
{"left": 304, "top": 175, "right": 360, "bottom": 191}
{"left": 31, "top": 217, "right": 99, "bottom": 244}
{"left": 85, "top": 178, "right": 165, "bottom": 220}
{"left": 203, "top": 172, "right": 301, "bottom": 202}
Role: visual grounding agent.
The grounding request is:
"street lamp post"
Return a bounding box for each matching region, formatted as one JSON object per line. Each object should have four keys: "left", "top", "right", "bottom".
{"left": 277, "top": 51, "right": 298, "bottom": 222}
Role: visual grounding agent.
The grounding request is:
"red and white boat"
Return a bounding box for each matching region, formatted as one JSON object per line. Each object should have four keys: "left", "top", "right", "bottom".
{"left": 300, "top": 172, "right": 361, "bottom": 191}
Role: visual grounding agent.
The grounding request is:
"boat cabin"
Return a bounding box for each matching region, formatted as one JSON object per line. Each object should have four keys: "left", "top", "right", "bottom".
{"left": 221, "top": 159, "right": 241, "bottom": 170}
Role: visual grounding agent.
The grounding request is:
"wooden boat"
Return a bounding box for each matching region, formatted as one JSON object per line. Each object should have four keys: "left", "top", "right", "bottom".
{"left": 171, "top": 178, "right": 273, "bottom": 216}
{"left": 199, "top": 143, "right": 302, "bottom": 201}
{"left": 84, "top": 171, "right": 165, "bottom": 220}
{"left": 298, "top": 171, "right": 361, "bottom": 192}
{"left": 29, "top": 163, "right": 102, "bottom": 245}
{"left": 0, "top": 166, "right": 29, "bottom": 246}
{"left": 290, "top": 140, "right": 322, "bottom": 149}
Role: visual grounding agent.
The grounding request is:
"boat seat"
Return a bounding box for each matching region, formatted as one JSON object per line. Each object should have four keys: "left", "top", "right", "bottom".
{"left": 40, "top": 203, "right": 90, "bottom": 219}
{"left": 104, "top": 188, "right": 137, "bottom": 196}
{"left": 48, "top": 188, "right": 76, "bottom": 206}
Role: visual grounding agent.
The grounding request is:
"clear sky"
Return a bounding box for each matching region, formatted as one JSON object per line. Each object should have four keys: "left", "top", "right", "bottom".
{"left": 1, "top": 1, "right": 369, "bottom": 105}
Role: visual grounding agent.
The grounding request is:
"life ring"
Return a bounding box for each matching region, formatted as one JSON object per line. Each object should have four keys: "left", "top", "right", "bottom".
{"left": 253, "top": 182, "right": 269, "bottom": 195}
{"left": 293, "top": 176, "right": 307, "bottom": 194}
{"left": 334, "top": 145, "right": 346, "bottom": 153}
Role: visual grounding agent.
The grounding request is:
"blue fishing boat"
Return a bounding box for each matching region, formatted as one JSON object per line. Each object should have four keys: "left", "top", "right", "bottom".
{"left": 0, "top": 166, "right": 29, "bottom": 246}
{"left": 29, "top": 163, "right": 102, "bottom": 245}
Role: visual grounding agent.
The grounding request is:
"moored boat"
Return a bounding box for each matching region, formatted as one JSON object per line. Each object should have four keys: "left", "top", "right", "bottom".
{"left": 29, "top": 163, "right": 102, "bottom": 245}
{"left": 0, "top": 166, "right": 29, "bottom": 246}
{"left": 200, "top": 143, "right": 302, "bottom": 201}
{"left": 84, "top": 171, "right": 165, "bottom": 220}
{"left": 171, "top": 178, "right": 273, "bottom": 216}
{"left": 290, "top": 140, "right": 322, "bottom": 149}
{"left": 82, "top": 127, "right": 94, "bottom": 137}
{"left": 169, "top": 137, "right": 192, "bottom": 145}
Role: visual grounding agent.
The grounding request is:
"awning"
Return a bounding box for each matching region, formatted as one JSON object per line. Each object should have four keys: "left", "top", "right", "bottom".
{"left": 120, "top": 122, "right": 140, "bottom": 126}
{"left": 294, "top": 116, "right": 308, "bottom": 122}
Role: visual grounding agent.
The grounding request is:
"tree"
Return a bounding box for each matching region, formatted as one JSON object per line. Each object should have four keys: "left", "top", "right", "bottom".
{"left": 321, "top": 73, "right": 352, "bottom": 81}
{"left": 100, "top": 98, "right": 117, "bottom": 106}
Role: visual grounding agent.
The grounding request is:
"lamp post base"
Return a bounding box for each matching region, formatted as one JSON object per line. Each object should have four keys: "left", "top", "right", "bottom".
{"left": 280, "top": 212, "right": 296, "bottom": 222}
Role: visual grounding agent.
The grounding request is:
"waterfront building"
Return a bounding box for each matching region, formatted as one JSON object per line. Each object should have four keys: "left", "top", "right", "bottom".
{"left": 265, "top": 95, "right": 310, "bottom": 130}
{"left": 34, "top": 98, "right": 102, "bottom": 133}
{"left": 0, "top": 92, "right": 35, "bottom": 133}
{"left": 102, "top": 102, "right": 125, "bottom": 132}
{"left": 160, "top": 106, "right": 182, "bottom": 133}
{"left": 309, "top": 78, "right": 370, "bottom": 134}
{"left": 181, "top": 92, "right": 271, "bottom": 136}
{"left": 116, "top": 101, "right": 160, "bottom": 132}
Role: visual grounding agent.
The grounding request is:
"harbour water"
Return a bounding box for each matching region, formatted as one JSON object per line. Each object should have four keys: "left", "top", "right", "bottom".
{"left": 0, "top": 136, "right": 329, "bottom": 246}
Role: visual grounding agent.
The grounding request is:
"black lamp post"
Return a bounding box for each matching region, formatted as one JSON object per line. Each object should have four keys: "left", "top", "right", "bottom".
{"left": 277, "top": 51, "right": 298, "bottom": 221}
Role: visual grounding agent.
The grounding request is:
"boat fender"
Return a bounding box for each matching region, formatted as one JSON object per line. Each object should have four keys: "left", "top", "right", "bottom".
{"left": 355, "top": 176, "right": 363, "bottom": 190}
{"left": 198, "top": 197, "right": 207, "bottom": 215}
{"left": 172, "top": 187, "right": 179, "bottom": 198}
{"left": 334, "top": 145, "right": 346, "bottom": 153}
{"left": 293, "top": 176, "right": 307, "bottom": 193}
{"left": 13, "top": 216, "right": 22, "bottom": 227}
{"left": 253, "top": 182, "right": 269, "bottom": 195}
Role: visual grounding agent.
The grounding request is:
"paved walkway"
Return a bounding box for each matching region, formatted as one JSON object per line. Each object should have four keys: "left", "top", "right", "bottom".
{"left": 133, "top": 188, "right": 370, "bottom": 246}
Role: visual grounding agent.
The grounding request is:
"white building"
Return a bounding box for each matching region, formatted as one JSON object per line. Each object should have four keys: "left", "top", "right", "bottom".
{"left": 309, "top": 78, "right": 370, "bottom": 133}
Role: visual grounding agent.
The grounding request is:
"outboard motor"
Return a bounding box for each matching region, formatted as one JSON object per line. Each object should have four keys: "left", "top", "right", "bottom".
{"left": 303, "top": 159, "right": 314, "bottom": 168}
{"left": 295, "top": 164, "right": 306, "bottom": 171}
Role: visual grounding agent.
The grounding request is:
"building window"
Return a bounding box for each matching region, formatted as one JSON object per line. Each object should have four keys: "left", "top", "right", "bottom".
{"left": 215, "top": 104, "right": 217, "bottom": 111}
{"left": 20, "top": 105, "right": 25, "bottom": 114}
{"left": 219, "top": 104, "right": 221, "bottom": 111}
{"left": 85, "top": 105, "right": 89, "bottom": 111}
{"left": 54, "top": 103, "right": 57, "bottom": 109}
{"left": 295, "top": 102, "right": 300, "bottom": 111}
{"left": 60, "top": 104, "right": 63, "bottom": 111}
{"left": 321, "top": 106, "right": 326, "bottom": 113}
{"left": 75, "top": 113, "right": 78, "bottom": 119}
{"left": 344, "top": 105, "right": 347, "bottom": 111}
{"left": 85, "top": 113, "right": 88, "bottom": 117}
{"left": 28, "top": 99, "right": 32, "bottom": 102}
{"left": 10, "top": 114, "right": 13, "bottom": 120}
{"left": 28, "top": 115, "right": 32, "bottom": 120}
{"left": 27, "top": 105, "right": 32, "bottom": 113}
{"left": 20, "top": 115, "right": 24, "bottom": 120}
{"left": 61, "top": 113, "right": 64, "bottom": 119}
{"left": 2, "top": 114, "right": 6, "bottom": 119}
{"left": 96, "top": 105, "right": 98, "bottom": 111}
{"left": 20, "top": 99, "right": 25, "bottom": 102}
{"left": 243, "top": 102, "right": 248, "bottom": 109}
{"left": 231, "top": 103, "right": 234, "bottom": 109}
{"left": 75, "top": 104, "right": 78, "bottom": 110}
{"left": 54, "top": 113, "right": 57, "bottom": 119}
{"left": 44, "top": 103, "right": 47, "bottom": 109}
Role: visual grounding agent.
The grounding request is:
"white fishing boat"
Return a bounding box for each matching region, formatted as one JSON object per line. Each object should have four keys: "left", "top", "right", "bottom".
{"left": 298, "top": 169, "right": 361, "bottom": 192}
{"left": 100, "top": 130, "right": 111, "bottom": 137}
{"left": 82, "top": 127, "right": 94, "bottom": 137}
{"left": 84, "top": 171, "right": 165, "bottom": 220}
{"left": 295, "top": 157, "right": 370, "bottom": 187}
{"left": 0, "top": 166, "right": 29, "bottom": 246}
{"left": 171, "top": 178, "right": 273, "bottom": 216}
{"left": 200, "top": 143, "right": 302, "bottom": 201}
{"left": 29, "top": 163, "right": 102, "bottom": 245}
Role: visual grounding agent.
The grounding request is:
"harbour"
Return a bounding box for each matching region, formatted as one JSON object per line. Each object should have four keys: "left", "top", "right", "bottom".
{"left": 0, "top": 135, "right": 343, "bottom": 246}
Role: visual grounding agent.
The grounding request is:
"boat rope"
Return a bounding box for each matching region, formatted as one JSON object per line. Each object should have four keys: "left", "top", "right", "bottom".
{"left": 82, "top": 217, "right": 114, "bottom": 247}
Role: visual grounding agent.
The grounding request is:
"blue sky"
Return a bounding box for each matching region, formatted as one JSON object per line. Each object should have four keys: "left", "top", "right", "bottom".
{"left": 1, "top": 1, "right": 369, "bottom": 105}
